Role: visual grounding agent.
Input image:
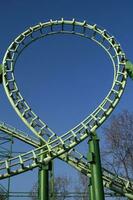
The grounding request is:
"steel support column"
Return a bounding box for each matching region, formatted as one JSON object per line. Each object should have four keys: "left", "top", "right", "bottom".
{"left": 49, "top": 161, "right": 55, "bottom": 200}
{"left": 88, "top": 132, "right": 105, "bottom": 200}
{"left": 38, "top": 144, "right": 49, "bottom": 200}
{"left": 38, "top": 165, "right": 49, "bottom": 200}
{"left": 88, "top": 178, "right": 94, "bottom": 200}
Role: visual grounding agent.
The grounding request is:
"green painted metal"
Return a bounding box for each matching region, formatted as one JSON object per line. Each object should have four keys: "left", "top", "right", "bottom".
{"left": 0, "top": 64, "right": 3, "bottom": 83}
{"left": 0, "top": 121, "right": 39, "bottom": 147}
{"left": 7, "top": 135, "right": 13, "bottom": 200}
{"left": 0, "top": 122, "right": 133, "bottom": 196}
{"left": 38, "top": 165, "right": 49, "bottom": 200}
{"left": 0, "top": 121, "right": 133, "bottom": 198}
{"left": 88, "top": 133, "right": 105, "bottom": 200}
{"left": 125, "top": 193, "right": 133, "bottom": 199}
{"left": 2, "top": 19, "right": 127, "bottom": 149}
{"left": 49, "top": 161, "right": 55, "bottom": 200}
{"left": 1, "top": 19, "right": 133, "bottom": 199}
{"left": 125, "top": 60, "right": 133, "bottom": 79}
{"left": 88, "top": 178, "right": 94, "bottom": 200}
{"left": 0, "top": 22, "right": 129, "bottom": 200}
{"left": 39, "top": 140, "right": 49, "bottom": 200}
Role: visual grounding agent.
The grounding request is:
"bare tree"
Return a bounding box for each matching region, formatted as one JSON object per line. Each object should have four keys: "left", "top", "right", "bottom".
{"left": 54, "top": 176, "right": 70, "bottom": 200}
{"left": 0, "top": 184, "right": 8, "bottom": 200}
{"left": 30, "top": 182, "right": 38, "bottom": 200}
{"left": 30, "top": 110, "right": 133, "bottom": 200}
{"left": 30, "top": 175, "right": 70, "bottom": 200}
{"left": 74, "top": 172, "right": 89, "bottom": 200}
{"left": 102, "top": 110, "right": 133, "bottom": 179}
{"left": 0, "top": 193, "right": 7, "bottom": 200}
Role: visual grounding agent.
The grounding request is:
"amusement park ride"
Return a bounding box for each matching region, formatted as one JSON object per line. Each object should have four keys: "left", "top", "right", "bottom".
{"left": 0, "top": 19, "right": 133, "bottom": 200}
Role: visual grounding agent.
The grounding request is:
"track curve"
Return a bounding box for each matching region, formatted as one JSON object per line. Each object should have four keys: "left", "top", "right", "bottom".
{"left": 0, "top": 122, "right": 133, "bottom": 198}
{"left": 2, "top": 19, "right": 127, "bottom": 149}
{"left": 1, "top": 19, "right": 131, "bottom": 197}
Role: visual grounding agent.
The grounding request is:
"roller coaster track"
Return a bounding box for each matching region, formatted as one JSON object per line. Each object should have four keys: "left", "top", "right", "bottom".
{"left": 0, "top": 122, "right": 133, "bottom": 199}
{"left": 1, "top": 19, "right": 132, "bottom": 198}
{"left": 2, "top": 19, "right": 127, "bottom": 147}
{"left": 0, "top": 121, "right": 39, "bottom": 147}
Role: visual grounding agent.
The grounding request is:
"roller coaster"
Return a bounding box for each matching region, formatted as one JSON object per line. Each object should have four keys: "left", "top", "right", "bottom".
{"left": 0, "top": 19, "right": 133, "bottom": 199}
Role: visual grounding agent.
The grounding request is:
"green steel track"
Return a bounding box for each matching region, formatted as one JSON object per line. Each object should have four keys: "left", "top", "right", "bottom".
{"left": 2, "top": 19, "right": 127, "bottom": 147}
{"left": 1, "top": 19, "right": 132, "bottom": 198}
{"left": 0, "top": 122, "right": 133, "bottom": 199}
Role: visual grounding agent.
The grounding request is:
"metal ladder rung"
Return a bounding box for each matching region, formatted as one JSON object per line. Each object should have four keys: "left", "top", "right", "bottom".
{"left": 14, "top": 98, "right": 23, "bottom": 106}
{"left": 71, "top": 130, "right": 80, "bottom": 142}
{"left": 99, "top": 105, "right": 107, "bottom": 112}
{"left": 72, "top": 19, "right": 75, "bottom": 32}
{"left": 108, "top": 36, "right": 115, "bottom": 43}
{"left": 49, "top": 19, "right": 54, "bottom": 31}
{"left": 24, "top": 28, "right": 33, "bottom": 37}
{"left": 15, "top": 34, "right": 25, "bottom": 44}
{"left": 32, "top": 151, "right": 38, "bottom": 164}
{"left": 58, "top": 136, "right": 65, "bottom": 147}
{"left": 6, "top": 51, "right": 13, "bottom": 60}
{"left": 106, "top": 97, "right": 113, "bottom": 104}
{"left": 125, "top": 181, "right": 130, "bottom": 189}
{"left": 112, "top": 89, "right": 119, "bottom": 94}
{"left": 19, "top": 155, "right": 25, "bottom": 169}
{"left": 5, "top": 58, "right": 13, "bottom": 62}
{"left": 112, "top": 54, "right": 118, "bottom": 59}
{"left": 38, "top": 23, "right": 44, "bottom": 34}
{"left": 9, "top": 41, "right": 18, "bottom": 51}
{"left": 9, "top": 49, "right": 17, "bottom": 53}
{"left": 5, "top": 161, "right": 10, "bottom": 174}
{"left": 9, "top": 47, "right": 18, "bottom": 52}
{"left": 119, "top": 61, "right": 126, "bottom": 65}
{"left": 22, "top": 108, "right": 31, "bottom": 117}
{"left": 115, "top": 80, "right": 123, "bottom": 85}
{"left": 38, "top": 124, "right": 47, "bottom": 135}
{"left": 16, "top": 102, "right": 25, "bottom": 110}
{"left": 30, "top": 116, "right": 38, "bottom": 126}
{"left": 5, "top": 81, "right": 10, "bottom": 87}
{"left": 40, "top": 124, "right": 47, "bottom": 130}
{"left": 81, "top": 122, "right": 88, "bottom": 129}
{"left": 118, "top": 71, "right": 125, "bottom": 76}
{"left": 113, "top": 43, "right": 120, "bottom": 49}
{"left": 6, "top": 78, "right": 15, "bottom": 82}
{"left": 90, "top": 114, "right": 97, "bottom": 121}
{"left": 9, "top": 88, "right": 18, "bottom": 93}
{"left": 101, "top": 29, "right": 107, "bottom": 36}
{"left": 3, "top": 69, "right": 12, "bottom": 74}
{"left": 61, "top": 18, "right": 64, "bottom": 31}
{"left": 82, "top": 26, "right": 86, "bottom": 34}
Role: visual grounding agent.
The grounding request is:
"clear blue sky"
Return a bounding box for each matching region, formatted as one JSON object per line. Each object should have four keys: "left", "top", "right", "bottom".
{"left": 0, "top": 0, "right": 133, "bottom": 199}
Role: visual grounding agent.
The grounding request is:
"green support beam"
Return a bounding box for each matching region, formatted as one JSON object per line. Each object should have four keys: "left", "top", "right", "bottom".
{"left": 88, "top": 178, "right": 94, "bottom": 200}
{"left": 125, "top": 61, "right": 133, "bottom": 79}
{"left": 38, "top": 165, "right": 49, "bottom": 200}
{"left": 49, "top": 161, "right": 55, "bottom": 200}
{"left": 1, "top": 19, "right": 133, "bottom": 200}
{"left": 38, "top": 144, "right": 49, "bottom": 200}
{"left": 88, "top": 132, "right": 105, "bottom": 200}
